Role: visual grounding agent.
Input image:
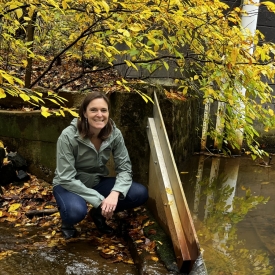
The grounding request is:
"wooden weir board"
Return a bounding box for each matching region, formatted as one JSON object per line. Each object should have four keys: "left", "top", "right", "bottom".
{"left": 146, "top": 92, "right": 200, "bottom": 272}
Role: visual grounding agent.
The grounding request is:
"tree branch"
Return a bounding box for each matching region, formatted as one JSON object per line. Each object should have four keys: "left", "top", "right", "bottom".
{"left": 0, "top": 5, "right": 29, "bottom": 19}
{"left": 30, "top": 22, "right": 111, "bottom": 88}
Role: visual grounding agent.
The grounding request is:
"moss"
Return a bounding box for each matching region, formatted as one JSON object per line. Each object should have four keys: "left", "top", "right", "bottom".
{"left": 142, "top": 208, "right": 180, "bottom": 273}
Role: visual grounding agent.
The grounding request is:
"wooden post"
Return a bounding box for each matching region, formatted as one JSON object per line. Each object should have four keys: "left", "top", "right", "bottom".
{"left": 147, "top": 92, "right": 201, "bottom": 273}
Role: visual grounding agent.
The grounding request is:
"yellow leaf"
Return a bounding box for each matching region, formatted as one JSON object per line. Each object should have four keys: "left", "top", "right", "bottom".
{"left": 47, "top": 240, "right": 60, "bottom": 247}
{"left": 47, "top": 98, "right": 60, "bottom": 105}
{"left": 19, "top": 93, "right": 30, "bottom": 101}
{"left": 30, "top": 95, "right": 42, "bottom": 103}
{"left": 104, "top": 49, "right": 112, "bottom": 58}
{"left": 101, "top": 1, "right": 110, "bottom": 13}
{"left": 16, "top": 8, "right": 23, "bottom": 19}
{"left": 194, "top": 75, "right": 199, "bottom": 80}
{"left": 0, "top": 211, "right": 2, "bottom": 217}
{"left": 231, "top": 47, "right": 239, "bottom": 66}
{"left": 129, "top": 25, "right": 142, "bottom": 32}
{"left": 163, "top": 61, "right": 169, "bottom": 71}
{"left": 60, "top": 110, "right": 65, "bottom": 117}
{"left": 22, "top": 60, "right": 28, "bottom": 67}
{"left": 50, "top": 212, "right": 60, "bottom": 217}
{"left": 62, "top": 0, "right": 68, "bottom": 9}
{"left": 123, "top": 259, "right": 134, "bottom": 264}
{"left": 41, "top": 106, "right": 51, "bottom": 118}
{"left": 165, "top": 188, "right": 173, "bottom": 195}
{"left": 2, "top": 73, "right": 14, "bottom": 84}
{"left": 151, "top": 256, "right": 159, "bottom": 262}
{"left": 268, "top": 108, "right": 274, "bottom": 116}
{"left": 8, "top": 203, "right": 21, "bottom": 212}
{"left": 123, "top": 30, "right": 130, "bottom": 37}
{"left": 0, "top": 88, "right": 6, "bottom": 99}
{"left": 182, "top": 86, "right": 188, "bottom": 95}
{"left": 67, "top": 109, "right": 78, "bottom": 117}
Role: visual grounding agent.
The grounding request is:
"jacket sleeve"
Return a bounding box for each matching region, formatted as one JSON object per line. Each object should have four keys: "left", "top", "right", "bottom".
{"left": 54, "top": 134, "right": 104, "bottom": 208}
{"left": 111, "top": 130, "right": 132, "bottom": 199}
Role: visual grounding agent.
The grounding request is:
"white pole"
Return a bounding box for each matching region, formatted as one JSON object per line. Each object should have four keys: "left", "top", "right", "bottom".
{"left": 236, "top": 0, "right": 260, "bottom": 147}
{"left": 214, "top": 101, "right": 226, "bottom": 149}
{"left": 201, "top": 99, "right": 211, "bottom": 151}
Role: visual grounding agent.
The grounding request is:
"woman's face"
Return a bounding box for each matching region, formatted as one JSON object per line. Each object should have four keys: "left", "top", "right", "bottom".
{"left": 84, "top": 98, "right": 109, "bottom": 133}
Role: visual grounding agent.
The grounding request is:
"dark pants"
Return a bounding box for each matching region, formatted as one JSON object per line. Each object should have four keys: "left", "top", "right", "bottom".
{"left": 53, "top": 177, "right": 148, "bottom": 225}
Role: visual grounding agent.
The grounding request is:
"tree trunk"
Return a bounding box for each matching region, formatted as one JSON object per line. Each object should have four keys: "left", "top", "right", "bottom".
{"left": 24, "top": 12, "right": 37, "bottom": 88}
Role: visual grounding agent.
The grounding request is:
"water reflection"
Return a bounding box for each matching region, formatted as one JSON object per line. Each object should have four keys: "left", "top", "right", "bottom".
{"left": 180, "top": 155, "right": 275, "bottom": 275}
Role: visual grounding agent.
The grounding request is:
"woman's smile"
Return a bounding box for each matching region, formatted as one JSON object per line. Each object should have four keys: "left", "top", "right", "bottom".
{"left": 84, "top": 98, "right": 109, "bottom": 133}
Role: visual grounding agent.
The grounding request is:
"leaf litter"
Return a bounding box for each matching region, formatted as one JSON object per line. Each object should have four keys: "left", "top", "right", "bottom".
{"left": 0, "top": 174, "right": 159, "bottom": 264}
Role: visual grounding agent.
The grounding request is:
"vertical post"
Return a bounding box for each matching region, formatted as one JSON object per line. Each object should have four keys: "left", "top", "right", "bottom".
{"left": 214, "top": 102, "right": 226, "bottom": 150}
{"left": 201, "top": 99, "right": 210, "bottom": 151}
{"left": 236, "top": 0, "right": 260, "bottom": 148}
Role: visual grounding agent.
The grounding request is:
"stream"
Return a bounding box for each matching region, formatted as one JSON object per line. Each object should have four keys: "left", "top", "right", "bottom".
{"left": 180, "top": 154, "right": 275, "bottom": 274}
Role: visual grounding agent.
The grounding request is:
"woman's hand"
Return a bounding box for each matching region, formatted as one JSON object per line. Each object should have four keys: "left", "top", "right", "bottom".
{"left": 101, "top": 191, "right": 119, "bottom": 219}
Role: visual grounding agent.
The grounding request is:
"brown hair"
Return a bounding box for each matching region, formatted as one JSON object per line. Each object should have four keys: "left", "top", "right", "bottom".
{"left": 77, "top": 92, "right": 113, "bottom": 140}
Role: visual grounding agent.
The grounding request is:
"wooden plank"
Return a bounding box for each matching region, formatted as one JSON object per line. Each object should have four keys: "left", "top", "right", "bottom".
{"left": 147, "top": 92, "right": 200, "bottom": 272}
{"left": 147, "top": 118, "right": 190, "bottom": 270}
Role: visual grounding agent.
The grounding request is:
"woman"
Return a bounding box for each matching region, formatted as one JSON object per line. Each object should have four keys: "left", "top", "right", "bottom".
{"left": 52, "top": 92, "right": 148, "bottom": 239}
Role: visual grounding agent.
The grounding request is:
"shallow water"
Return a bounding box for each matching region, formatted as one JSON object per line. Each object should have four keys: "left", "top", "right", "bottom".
{"left": 0, "top": 223, "right": 138, "bottom": 275}
{"left": 180, "top": 155, "right": 275, "bottom": 275}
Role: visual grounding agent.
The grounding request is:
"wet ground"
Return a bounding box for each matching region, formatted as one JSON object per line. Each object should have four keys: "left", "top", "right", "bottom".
{"left": 180, "top": 154, "right": 275, "bottom": 275}
{"left": 0, "top": 223, "right": 139, "bottom": 275}
{"left": 2, "top": 154, "right": 274, "bottom": 274}
{"left": 0, "top": 204, "right": 178, "bottom": 275}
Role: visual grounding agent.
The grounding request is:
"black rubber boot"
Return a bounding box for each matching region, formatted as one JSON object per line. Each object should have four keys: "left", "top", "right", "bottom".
{"left": 89, "top": 207, "right": 114, "bottom": 235}
{"left": 61, "top": 223, "right": 78, "bottom": 239}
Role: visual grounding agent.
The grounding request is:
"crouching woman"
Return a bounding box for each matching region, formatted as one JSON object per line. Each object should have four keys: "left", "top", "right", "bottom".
{"left": 52, "top": 91, "right": 148, "bottom": 239}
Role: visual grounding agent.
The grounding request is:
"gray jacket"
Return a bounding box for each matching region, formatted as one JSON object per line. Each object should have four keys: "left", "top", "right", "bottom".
{"left": 52, "top": 118, "right": 132, "bottom": 208}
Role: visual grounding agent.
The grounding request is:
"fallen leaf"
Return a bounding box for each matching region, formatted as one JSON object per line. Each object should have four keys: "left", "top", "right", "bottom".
{"left": 135, "top": 240, "right": 144, "bottom": 244}
{"left": 165, "top": 188, "right": 173, "bottom": 195}
{"left": 123, "top": 259, "right": 134, "bottom": 264}
{"left": 8, "top": 203, "right": 21, "bottom": 212}
{"left": 151, "top": 256, "right": 159, "bottom": 261}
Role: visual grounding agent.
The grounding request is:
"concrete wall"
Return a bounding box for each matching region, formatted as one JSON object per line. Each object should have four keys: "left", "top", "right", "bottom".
{"left": 0, "top": 87, "right": 201, "bottom": 185}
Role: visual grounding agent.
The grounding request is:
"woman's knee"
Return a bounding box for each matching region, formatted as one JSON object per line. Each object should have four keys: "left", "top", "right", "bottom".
{"left": 66, "top": 204, "right": 87, "bottom": 224}
{"left": 139, "top": 184, "right": 149, "bottom": 204}
{"left": 130, "top": 182, "right": 149, "bottom": 204}
{"left": 53, "top": 185, "right": 87, "bottom": 224}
